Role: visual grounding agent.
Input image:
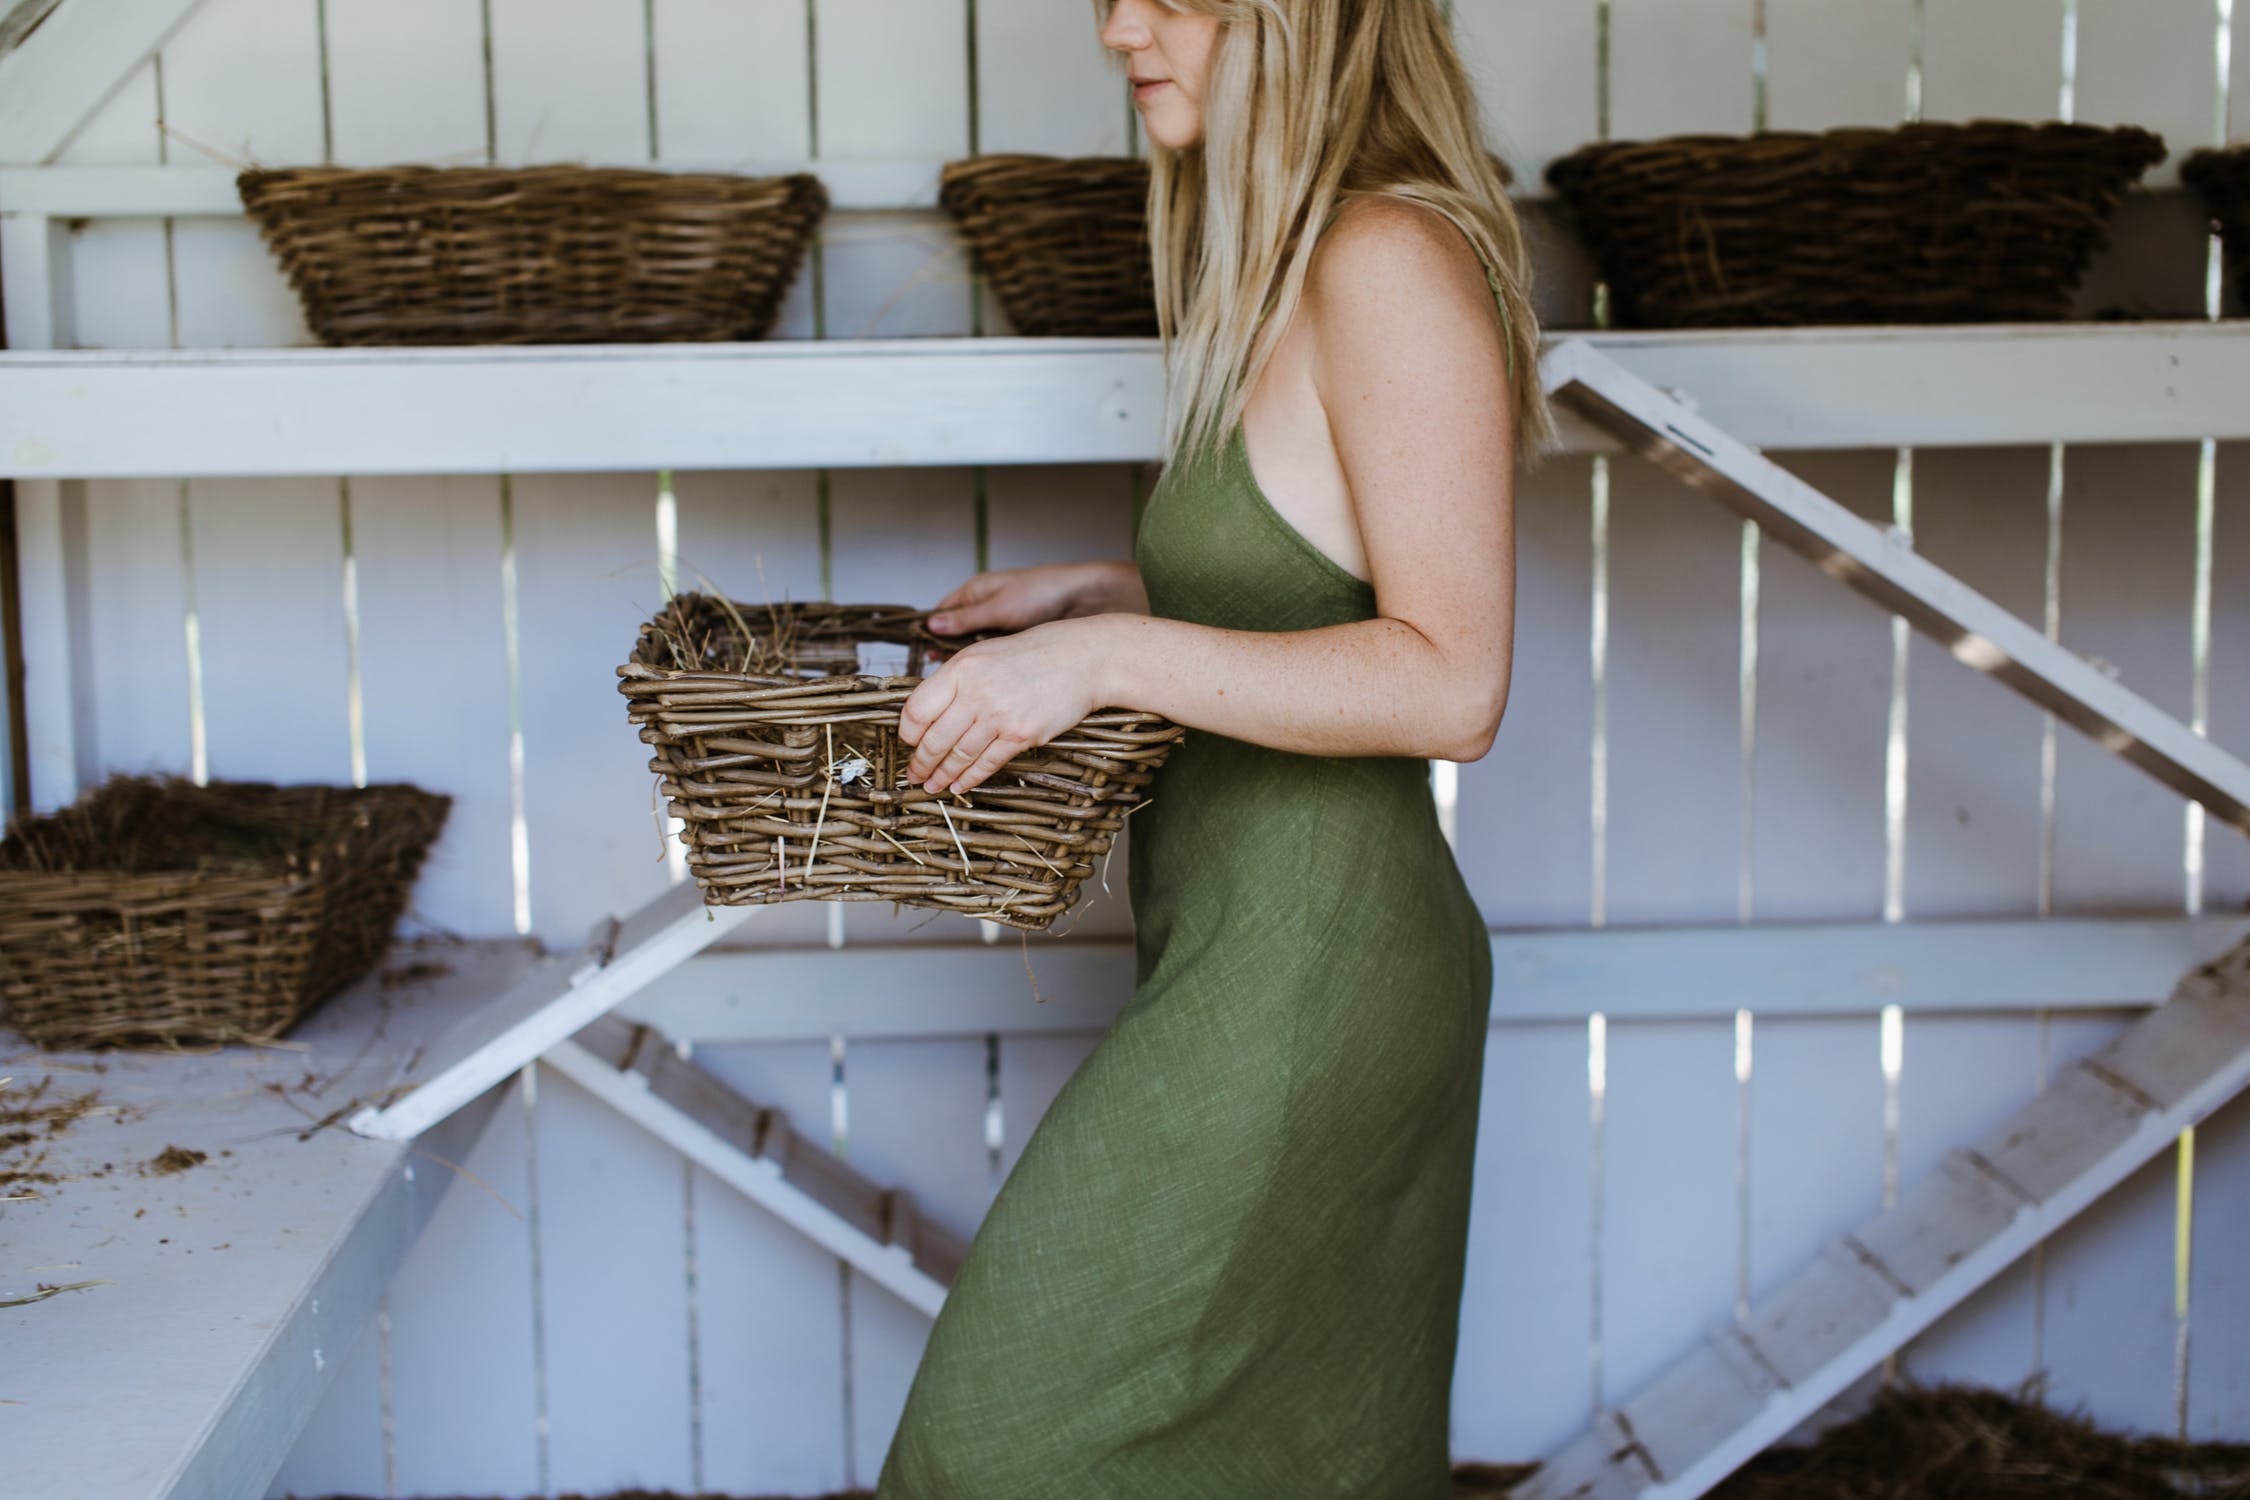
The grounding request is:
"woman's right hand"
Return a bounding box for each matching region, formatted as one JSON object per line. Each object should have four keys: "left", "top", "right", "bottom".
{"left": 926, "top": 561, "right": 1146, "bottom": 636}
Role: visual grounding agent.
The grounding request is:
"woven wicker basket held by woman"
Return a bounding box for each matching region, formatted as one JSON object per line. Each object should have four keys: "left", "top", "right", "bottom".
{"left": 878, "top": 2, "right": 1557, "bottom": 1495}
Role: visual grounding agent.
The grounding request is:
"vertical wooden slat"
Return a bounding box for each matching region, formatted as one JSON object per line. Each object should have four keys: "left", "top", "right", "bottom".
{"left": 974, "top": 0, "right": 1125, "bottom": 155}
{"left": 158, "top": 0, "right": 325, "bottom": 162}
{"left": 2076, "top": 0, "right": 2219, "bottom": 187}
{"left": 52, "top": 61, "right": 169, "bottom": 350}
{"left": 1601, "top": 1017, "right": 1738, "bottom": 1407}
{"left": 2207, "top": 447, "right": 2250, "bottom": 912}
{"left": 1451, "top": 1020, "right": 1595, "bottom": 1463}
{"left": 2052, "top": 445, "right": 2199, "bottom": 913}
{"left": 650, "top": 0, "right": 811, "bottom": 163}
{"left": 994, "top": 1029, "right": 1105, "bottom": 1182}
{"left": 1921, "top": 0, "right": 2065, "bottom": 121}
{"left": 511, "top": 471, "right": 669, "bottom": 941}
{"left": 532, "top": 1064, "right": 697, "bottom": 1492}
{"left": 351, "top": 475, "right": 517, "bottom": 937}
{"left": 488, "top": 0, "right": 648, "bottom": 162}
{"left": 2187, "top": 1088, "right": 2250, "bottom": 1439}
{"left": 847, "top": 1277, "right": 932, "bottom": 1486}
{"left": 1451, "top": 0, "right": 1602, "bottom": 185}
{"left": 262, "top": 1303, "right": 387, "bottom": 1498}
{"left": 325, "top": 0, "right": 490, "bottom": 164}
{"left": 1753, "top": 453, "right": 1892, "bottom": 922}
{"left": 1902, "top": 449, "right": 2052, "bottom": 919}
{"left": 1765, "top": 0, "right": 1911, "bottom": 129}
{"left": 384, "top": 1077, "right": 544, "bottom": 1496}
{"left": 186, "top": 476, "right": 353, "bottom": 782}
{"left": 1607, "top": 0, "right": 1755, "bottom": 139}
{"left": 80, "top": 479, "right": 191, "bottom": 778}
{"left": 1453, "top": 462, "right": 1595, "bottom": 929}
{"left": 1746, "top": 1017, "right": 1885, "bottom": 1308}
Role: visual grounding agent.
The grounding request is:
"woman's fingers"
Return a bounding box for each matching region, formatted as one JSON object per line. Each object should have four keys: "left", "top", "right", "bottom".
{"left": 897, "top": 670, "right": 957, "bottom": 749}
{"left": 906, "top": 697, "right": 981, "bottom": 788}
{"left": 945, "top": 729, "right": 1033, "bottom": 796}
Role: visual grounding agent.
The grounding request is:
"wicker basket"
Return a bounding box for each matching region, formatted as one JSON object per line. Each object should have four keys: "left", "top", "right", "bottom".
{"left": 237, "top": 164, "right": 828, "bottom": 345}
{"left": 1543, "top": 120, "right": 2167, "bottom": 327}
{"left": 2184, "top": 145, "right": 2250, "bottom": 315}
{"left": 939, "top": 154, "right": 1158, "bottom": 336}
{"left": 0, "top": 777, "right": 451, "bottom": 1051}
{"left": 617, "top": 594, "right": 1185, "bottom": 930}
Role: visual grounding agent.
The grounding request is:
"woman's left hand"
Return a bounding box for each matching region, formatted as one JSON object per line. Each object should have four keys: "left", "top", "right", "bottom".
{"left": 898, "top": 616, "right": 1117, "bottom": 795}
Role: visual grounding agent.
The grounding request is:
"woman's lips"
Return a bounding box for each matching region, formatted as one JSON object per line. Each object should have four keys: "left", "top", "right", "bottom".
{"left": 1132, "top": 79, "right": 1168, "bottom": 98}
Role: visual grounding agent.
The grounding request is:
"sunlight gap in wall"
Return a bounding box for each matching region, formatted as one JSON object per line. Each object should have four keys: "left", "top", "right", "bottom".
{"left": 501, "top": 475, "right": 532, "bottom": 935}
{"left": 1586, "top": 1009, "right": 1607, "bottom": 1417}
{"left": 177, "top": 480, "right": 207, "bottom": 784}
{"left": 521, "top": 1064, "right": 555, "bottom": 1492}
{"left": 341, "top": 477, "right": 366, "bottom": 788}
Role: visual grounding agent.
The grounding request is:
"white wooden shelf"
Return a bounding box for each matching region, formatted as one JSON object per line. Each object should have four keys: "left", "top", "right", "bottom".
{"left": 0, "top": 322, "right": 2244, "bottom": 480}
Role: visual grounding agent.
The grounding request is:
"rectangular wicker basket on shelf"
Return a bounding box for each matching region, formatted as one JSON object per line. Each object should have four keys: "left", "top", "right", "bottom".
{"left": 237, "top": 164, "right": 828, "bottom": 345}
{"left": 617, "top": 594, "right": 1185, "bottom": 931}
{"left": 0, "top": 777, "right": 451, "bottom": 1052}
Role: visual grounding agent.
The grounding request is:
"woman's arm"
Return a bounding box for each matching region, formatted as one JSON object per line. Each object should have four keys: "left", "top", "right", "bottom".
{"left": 902, "top": 198, "right": 1517, "bottom": 795}
{"left": 925, "top": 559, "right": 1147, "bottom": 635}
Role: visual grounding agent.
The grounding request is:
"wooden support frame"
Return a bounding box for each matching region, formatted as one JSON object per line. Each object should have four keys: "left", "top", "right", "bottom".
{"left": 0, "top": 0, "right": 210, "bottom": 164}
{"left": 1518, "top": 934, "right": 2250, "bottom": 1500}
{"left": 1542, "top": 338, "right": 2250, "bottom": 839}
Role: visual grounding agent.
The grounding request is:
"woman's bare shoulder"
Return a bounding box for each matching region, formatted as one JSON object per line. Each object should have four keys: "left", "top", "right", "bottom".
{"left": 1303, "top": 193, "right": 1495, "bottom": 324}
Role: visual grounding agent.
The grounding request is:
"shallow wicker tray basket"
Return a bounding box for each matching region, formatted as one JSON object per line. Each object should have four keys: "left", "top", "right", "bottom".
{"left": 938, "top": 154, "right": 1158, "bottom": 336}
{"left": 617, "top": 595, "right": 1185, "bottom": 931}
{"left": 1543, "top": 119, "right": 2167, "bottom": 327}
{"left": 238, "top": 164, "right": 828, "bottom": 345}
{"left": 0, "top": 777, "right": 451, "bottom": 1051}
{"left": 2184, "top": 145, "right": 2250, "bottom": 315}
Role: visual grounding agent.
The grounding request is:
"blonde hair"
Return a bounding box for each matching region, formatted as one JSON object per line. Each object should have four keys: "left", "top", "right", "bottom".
{"left": 1095, "top": 0, "right": 1557, "bottom": 474}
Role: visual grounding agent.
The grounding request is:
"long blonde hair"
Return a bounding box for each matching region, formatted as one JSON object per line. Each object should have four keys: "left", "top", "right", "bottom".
{"left": 1095, "top": 0, "right": 1557, "bottom": 474}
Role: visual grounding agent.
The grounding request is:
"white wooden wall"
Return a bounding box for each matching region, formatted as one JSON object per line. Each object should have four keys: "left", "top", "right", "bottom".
{"left": 1, "top": 0, "right": 2245, "bottom": 1494}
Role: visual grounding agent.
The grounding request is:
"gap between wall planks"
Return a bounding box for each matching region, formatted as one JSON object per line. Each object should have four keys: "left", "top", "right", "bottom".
{"left": 0, "top": 0, "right": 2241, "bottom": 1492}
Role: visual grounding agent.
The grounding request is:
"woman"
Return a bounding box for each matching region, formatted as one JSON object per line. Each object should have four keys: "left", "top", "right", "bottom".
{"left": 878, "top": 1, "right": 1556, "bottom": 1494}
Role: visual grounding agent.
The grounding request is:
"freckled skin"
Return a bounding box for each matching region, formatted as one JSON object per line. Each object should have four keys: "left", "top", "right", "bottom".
{"left": 898, "top": 0, "right": 1518, "bottom": 795}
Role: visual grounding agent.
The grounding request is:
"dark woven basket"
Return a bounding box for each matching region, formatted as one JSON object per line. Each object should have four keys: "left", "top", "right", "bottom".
{"left": 939, "top": 154, "right": 1158, "bottom": 336}
{"left": 617, "top": 595, "right": 1185, "bottom": 931}
{"left": 2183, "top": 145, "right": 2250, "bottom": 315}
{"left": 238, "top": 165, "right": 828, "bottom": 345}
{"left": 0, "top": 777, "right": 451, "bottom": 1051}
{"left": 1543, "top": 120, "right": 2167, "bottom": 327}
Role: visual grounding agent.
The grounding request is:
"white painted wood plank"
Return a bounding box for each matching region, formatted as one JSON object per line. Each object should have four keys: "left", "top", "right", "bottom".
{"left": 0, "top": 944, "right": 527, "bottom": 1500}
{"left": 847, "top": 1273, "right": 931, "bottom": 1488}
{"left": 52, "top": 57, "right": 162, "bottom": 165}
{"left": 488, "top": 0, "right": 649, "bottom": 164}
{"left": 157, "top": 0, "right": 325, "bottom": 167}
{"left": 838, "top": 1038, "right": 990, "bottom": 1251}
{"left": 168, "top": 219, "right": 308, "bottom": 346}
{"left": 812, "top": 0, "right": 967, "bottom": 162}
{"left": 185, "top": 475, "right": 353, "bottom": 783}
{"left": 1451, "top": 0, "right": 1601, "bottom": 190}
{"left": 324, "top": 0, "right": 490, "bottom": 165}
{"left": 819, "top": 210, "right": 977, "bottom": 337}
{"left": 1753, "top": 453, "right": 1893, "bottom": 922}
{"left": 1902, "top": 449, "right": 2052, "bottom": 919}
{"left": 384, "top": 1069, "right": 543, "bottom": 1497}
{"left": 994, "top": 1029, "right": 1102, "bottom": 1183}
{"left": 1602, "top": 1018, "right": 1739, "bottom": 1407}
{"left": 350, "top": 474, "right": 518, "bottom": 939}
{"left": 1765, "top": 0, "right": 1910, "bottom": 130}
{"left": 1605, "top": 452, "right": 1741, "bottom": 925}
{"left": 2052, "top": 444, "right": 2200, "bottom": 911}
{"left": 1747, "top": 1017, "right": 1885, "bottom": 1309}
{"left": 1545, "top": 341, "right": 2250, "bottom": 839}
{"left": 2211, "top": 446, "right": 2250, "bottom": 915}
{"left": 11, "top": 476, "right": 76, "bottom": 809}
{"left": 1452, "top": 1020, "right": 1596, "bottom": 1463}
{"left": 528, "top": 1063, "right": 697, "bottom": 1492}
{"left": 692, "top": 1154, "right": 852, "bottom": 1493}
{"left": 636, "top": 915, "right": 2250, "bottom": 1040}
{"left": 2187, "top": 1086, "right": 2250, "bottom": 1438}
{"left": 1608, "top": 0, "right": 1755, "bottom": 141}
{"left": 975, "top": 0, "right": 1126, "bottom": 156}
{"left": 1455, "top": 457, "right": 1596, "bottom": 927}
{"left": 1920, "top": 0, "right": 2065, "bottom": 122}
{"left": 16, "top": 325, "right": 2250, "bottom": 477}
{"left": 651, "top": 0, "right": 811, "bottom": 164}
{"left": 511, "top": 469, "right": 671, "bottom": 941}
{"left": 64, "top": 220, "right": 172, "bottom": 348}
{"left": 2076, "top": 0, "right": 2221, "bottom": 187}
{"left": 0, "top": 0, "right": 206, "bottom": 164}
{"left": 262, "top": 1294, "right": 386, "bottom": 1498}
{"left": 80, "top": 478, "right": 192, "bottom": 779}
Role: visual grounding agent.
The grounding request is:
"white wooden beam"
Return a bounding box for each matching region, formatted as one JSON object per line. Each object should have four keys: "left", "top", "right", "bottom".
{"left": 0, "top": 0, "right": 210, "bottom": 165}
{"left": 1544, "top": 338, "right": 2250, "bottom": 839}
{"left": 4, "top": 323, "right": 2249, "bottom": 479}
{"left": 547, "top": 1013, "right": 964, "bottom": 1315}
{"left": 345, "top": 881, "right": 754, "bottom": 1141}
{"left": 1519, "top": 934, "right": 2250, "bottom": 1500}
{"left": 630, "top": 914, "right": 2250, "bottom": 1042}
{"left": 0, "top": 1, "right": 67, "bottom": 59}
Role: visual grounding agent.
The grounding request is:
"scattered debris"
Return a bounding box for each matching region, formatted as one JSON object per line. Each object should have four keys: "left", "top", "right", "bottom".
{"left": 141, "top": 1145, "right": 207, "bottom": 1176}
{"left": 0, "top": 1278, "right": 110, "bottom": 1310}
{"left": 378, "top": 958, "right": 453, "bottom": 991}
{"left": 0, "top": 1073, "right": 107, "bottom": 1194}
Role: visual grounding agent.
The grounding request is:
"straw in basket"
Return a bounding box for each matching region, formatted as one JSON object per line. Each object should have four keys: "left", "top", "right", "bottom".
{"left": 617, "top": 594, "right": 1185, "bottom": 931}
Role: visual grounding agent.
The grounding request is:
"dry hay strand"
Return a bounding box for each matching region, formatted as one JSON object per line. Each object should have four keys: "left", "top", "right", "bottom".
{"left": 0, "top": 1071, "right": 109, "bottom": 1194}
{"left": 1707, "top": 1376, "right": 2250, "bottom": 1499}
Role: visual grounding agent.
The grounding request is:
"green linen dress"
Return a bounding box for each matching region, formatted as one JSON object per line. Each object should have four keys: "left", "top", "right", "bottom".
{"left": 875, "top": 217, "right": 1506, "bottom": 1500}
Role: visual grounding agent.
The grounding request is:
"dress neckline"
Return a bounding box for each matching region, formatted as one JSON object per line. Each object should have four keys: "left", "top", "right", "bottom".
{"left": 1220, "top": 416, "right": 1378, "bottom": 600}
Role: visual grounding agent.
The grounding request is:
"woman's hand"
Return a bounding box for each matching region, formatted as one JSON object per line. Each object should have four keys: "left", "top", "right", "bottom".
{"left": 926, "top": 561, "right": 1145, "bottom": 637}
{"left": 898, "top": 616, "right": 1118, "bottom": 795}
